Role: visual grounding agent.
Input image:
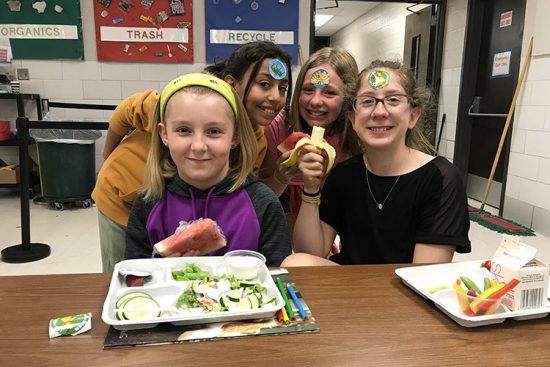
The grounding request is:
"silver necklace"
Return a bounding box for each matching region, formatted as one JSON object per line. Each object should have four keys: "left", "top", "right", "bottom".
{"left": 365, "top": 167, "right": 400, "bottom": 210}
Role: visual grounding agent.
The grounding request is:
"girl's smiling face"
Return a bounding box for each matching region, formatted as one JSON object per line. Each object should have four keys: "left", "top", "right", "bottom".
{"left": 350, "top": 67, "right": 421, "bottom": 150}
{"left": 230, "top": 58, "right": 289, "bottom": 127}
{"left": 158, "top": 91, "right": 236, "bottom": 190}
{"left": 298, "top": 64, "right": 345, "bottom": 129}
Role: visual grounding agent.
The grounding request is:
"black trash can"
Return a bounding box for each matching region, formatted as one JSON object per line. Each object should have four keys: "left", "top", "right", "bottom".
{"left": 31, "top": 127, "right": 102, "bottom": 210}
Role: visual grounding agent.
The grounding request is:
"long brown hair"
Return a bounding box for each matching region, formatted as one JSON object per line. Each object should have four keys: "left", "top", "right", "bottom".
{"left": 204, "top": 41, "right": 293, "bottom": 120}
{"left": 289, "top": 47, "right": 362, "bottom": 156}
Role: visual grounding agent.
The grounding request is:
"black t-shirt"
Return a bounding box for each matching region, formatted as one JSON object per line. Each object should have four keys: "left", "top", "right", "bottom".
{"left": 320, "top": 155, "right": 471, "bottom": 264}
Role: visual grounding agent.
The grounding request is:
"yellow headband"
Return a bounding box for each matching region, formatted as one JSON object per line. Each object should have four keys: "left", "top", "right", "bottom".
{"left": 159, "top": 73, "right": 238, "bottom": 121}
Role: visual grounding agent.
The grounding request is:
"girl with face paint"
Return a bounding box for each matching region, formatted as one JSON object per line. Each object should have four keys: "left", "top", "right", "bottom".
{"left": 283, "top": 60, "right": 470, "bottom": 266}
{"left": 205, "top": 41, "right": 293, "bottom": 166}
{"left": 260, "top": 47, "right": 362, "bottom": 235}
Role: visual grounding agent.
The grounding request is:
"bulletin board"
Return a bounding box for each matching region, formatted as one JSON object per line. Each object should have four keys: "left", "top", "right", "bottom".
{"left": 0, "top": 0, "right": 84, "bottom": 60}
{"left": 205, "top": 0, "right": 299, "bottom": 64}
{"left": 93, "top": 0, "right": 193, "bottom": 63}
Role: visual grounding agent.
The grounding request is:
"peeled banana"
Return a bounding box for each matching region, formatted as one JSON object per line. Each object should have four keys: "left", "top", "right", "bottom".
{"left": 280, "top": 126, "right": 336, "bottom": 173}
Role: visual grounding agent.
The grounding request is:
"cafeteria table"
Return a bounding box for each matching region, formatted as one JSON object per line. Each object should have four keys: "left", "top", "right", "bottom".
{"left": 1, "top": 264, "right": 549, "bottom": 366}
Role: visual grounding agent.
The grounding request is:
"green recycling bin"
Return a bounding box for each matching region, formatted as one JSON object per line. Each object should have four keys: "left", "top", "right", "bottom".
{"left": 31, "top": 127, "right": 102, "bottom": 210}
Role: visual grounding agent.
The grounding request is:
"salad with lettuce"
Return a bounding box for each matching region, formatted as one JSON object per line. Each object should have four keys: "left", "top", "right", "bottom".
{"left": 172, "top": 263, "right": 276, "bottom": 312}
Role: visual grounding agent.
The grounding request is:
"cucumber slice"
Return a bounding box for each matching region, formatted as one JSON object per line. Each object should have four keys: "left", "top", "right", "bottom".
{"left": 248, "top": 294, "right": 260, "bottom": 309}
{"left": 121, "top": 296, "right": 161, "bottom": 320}
{"left": 116, "top": 291, "right": 152, "bottom": 309}
{"left": 220, "top": 295, "right": 228, "bottom": 309}
{"left": 224, "top": 289, "right": 244, "bottom": 302}
{"left": 192, "top": 281, "right": 211, "bottom": 296}
{"left": 236, "top": 299, "right": 252, "bottom": 310}
{"left": 220, "top": 294, "right": 251, "bottom": 311}
{"left": 116, "top": 292, "right": 154, "bottom": 320}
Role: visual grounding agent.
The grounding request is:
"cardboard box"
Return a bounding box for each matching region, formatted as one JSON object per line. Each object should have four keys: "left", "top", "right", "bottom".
{"left": 490, "top": 235, "right": 549, "bottom": 311}
{"left": 0, "top": 165, "right": 20, "bottom": 184}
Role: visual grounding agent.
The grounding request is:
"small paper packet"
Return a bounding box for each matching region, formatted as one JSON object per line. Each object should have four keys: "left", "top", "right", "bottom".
{"left": 49, "top": 312, "right": 92, "bottom": 338}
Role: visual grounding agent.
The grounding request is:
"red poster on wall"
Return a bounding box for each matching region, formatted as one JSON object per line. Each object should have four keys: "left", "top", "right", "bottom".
{"left": 93, "top": 0, "right": 193, "bottom": 63}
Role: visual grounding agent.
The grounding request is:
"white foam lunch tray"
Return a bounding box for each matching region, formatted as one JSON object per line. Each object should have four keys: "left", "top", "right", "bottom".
{"left": 102, "top": 257, "right": 284, "bottom": 331}
{"left": 395, "top": 260, "right": 550, "bottom": 327}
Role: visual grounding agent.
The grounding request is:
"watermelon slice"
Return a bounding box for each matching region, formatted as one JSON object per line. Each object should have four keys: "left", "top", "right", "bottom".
{"left": 277, "top": 131, "right": 310, "bottom": 153}
{"left": 154, "top": 218, "right": 226, "bottom": 257}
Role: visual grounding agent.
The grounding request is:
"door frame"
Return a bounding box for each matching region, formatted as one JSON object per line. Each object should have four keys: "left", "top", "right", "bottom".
{"left": 309, "top": 1, "right": 447, "bottom": 101}
{"left": 454, "top": 0, "right": 519, "bottom": 214}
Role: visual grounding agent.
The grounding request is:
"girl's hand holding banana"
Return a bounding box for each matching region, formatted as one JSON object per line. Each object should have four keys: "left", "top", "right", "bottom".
{"left": 273, "top": 150, "right": 299, "bottom": 185}
{"left": 298, "top": 144, "right": 326, "bottom": 194}
{"left": 280, "top": 126, "right": 336, "bottom": 173}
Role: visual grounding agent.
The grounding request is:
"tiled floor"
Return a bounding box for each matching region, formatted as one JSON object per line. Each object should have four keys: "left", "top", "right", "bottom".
{"left": 1, "top": 192, "right": 549, "bottom": 275}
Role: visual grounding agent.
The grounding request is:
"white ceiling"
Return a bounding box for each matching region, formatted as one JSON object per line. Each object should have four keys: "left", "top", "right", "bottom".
{"left": 315, "top": 1, "right": 381, "bottom": 37}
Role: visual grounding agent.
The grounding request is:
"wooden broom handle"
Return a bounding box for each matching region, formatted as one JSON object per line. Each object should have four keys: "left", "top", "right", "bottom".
{"left": 480, "top": 37, "right": 533, "bottom": 211}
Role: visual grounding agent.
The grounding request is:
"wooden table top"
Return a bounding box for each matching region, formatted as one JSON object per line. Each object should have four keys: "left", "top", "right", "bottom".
{"left": 1, "top": 265, "right": 549, "bottom": 367}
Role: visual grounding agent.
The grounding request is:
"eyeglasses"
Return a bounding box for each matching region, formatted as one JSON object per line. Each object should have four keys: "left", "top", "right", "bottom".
{"left": 353, "top": 94, "right": 410, "bottom": 112}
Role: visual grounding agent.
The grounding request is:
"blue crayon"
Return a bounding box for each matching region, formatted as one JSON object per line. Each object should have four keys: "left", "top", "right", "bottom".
{"left": 286, "top": 284, "right": 307, "bottom": 320}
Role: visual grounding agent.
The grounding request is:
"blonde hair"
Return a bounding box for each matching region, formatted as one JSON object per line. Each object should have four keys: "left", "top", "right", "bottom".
{"left": 290, "top": 47, "right": 362, "bottom": 156}
{"left": 143, "top": 84, "right": 258, "bottom": 201}
{"left": 356, "top": 60, "right": 435, "bottom": 154}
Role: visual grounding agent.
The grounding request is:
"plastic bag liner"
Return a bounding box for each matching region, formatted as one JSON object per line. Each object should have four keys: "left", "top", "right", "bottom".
{"left": 30, "top": 127, "right": 102, "bottom": 144}
{"left": 30, "top": 112, "right": 102, "bottom": 144}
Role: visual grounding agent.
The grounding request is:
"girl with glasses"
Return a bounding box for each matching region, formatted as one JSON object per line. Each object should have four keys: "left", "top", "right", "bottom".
{"left": 283, "top": 60, "right": 471, "bottom": 266}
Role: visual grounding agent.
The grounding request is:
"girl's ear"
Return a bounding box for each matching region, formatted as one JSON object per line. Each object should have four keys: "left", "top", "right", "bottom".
{"left": 231, "top": 138, "right": 240, "bottom": 149}
{"left": 408, "top": 106, "right": 422, "bottom": 129}
{"left": 157, "top": 122, "right": 168, "bottom": 146}
{"left": 224, "top": 75, "right": 237, "bottom": 87}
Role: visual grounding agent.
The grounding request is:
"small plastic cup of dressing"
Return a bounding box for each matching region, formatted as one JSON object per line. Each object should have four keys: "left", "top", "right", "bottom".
{"left": 224, "top": 250, "right": 266, "bottom": 280}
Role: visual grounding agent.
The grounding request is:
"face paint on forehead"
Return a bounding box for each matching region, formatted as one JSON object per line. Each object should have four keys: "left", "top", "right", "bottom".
{"left": 311, "top": 68, "right": 330, "bottom": 89}
{"left": 367, "top": 70, "right": 390, "bottom": 89}
{"left": 268, "top": 58, "right": 287, "bottom": 80}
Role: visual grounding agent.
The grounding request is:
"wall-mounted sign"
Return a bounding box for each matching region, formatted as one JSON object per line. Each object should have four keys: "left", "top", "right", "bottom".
{"left": 93, "top": 0, "right": 193, "bottom": 63}
{"left": 205, "top": 0, "right": 298, "bottom": 64}
{"left": 0, "top": 24, "right": 79, "bottom": 39}
{"left": 0, "top": 0, "right": 83, "bottom": 60}
{"left": 492, "top": 50, "right": 512, "bottom": 77}
{"left": 500, "top": 11, "right": 513, "bottom": 28}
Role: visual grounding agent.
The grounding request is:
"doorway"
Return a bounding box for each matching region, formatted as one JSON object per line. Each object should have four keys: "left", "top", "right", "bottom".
{"left": 403, "top": 4, "right": 439, "bottom": 146}
{"left": 454, "top": 0, "right": 526, "bottom": 211}
{"left": 311, "top": 1, "right": 446, "bottom": 144}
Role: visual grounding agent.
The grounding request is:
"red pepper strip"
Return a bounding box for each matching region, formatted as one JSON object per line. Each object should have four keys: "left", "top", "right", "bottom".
{"left": 468, "top": 282, "right": 505, "bottom": 314}
{"left": 470, "top": 281, "right": 512, "bottom": 315}
{"left": 476, "top": 278, "right": 520, "bottom": 312}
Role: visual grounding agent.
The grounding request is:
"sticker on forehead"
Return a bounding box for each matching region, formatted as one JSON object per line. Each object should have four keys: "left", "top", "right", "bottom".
{"left": 368, "top": 70, "right": 390, "bottom": 89}
{"left": 311, "top": 68, "right": 330, "bottom": 89}
{"left": 268, "top": 59, "right": 287, "bottom": 80}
